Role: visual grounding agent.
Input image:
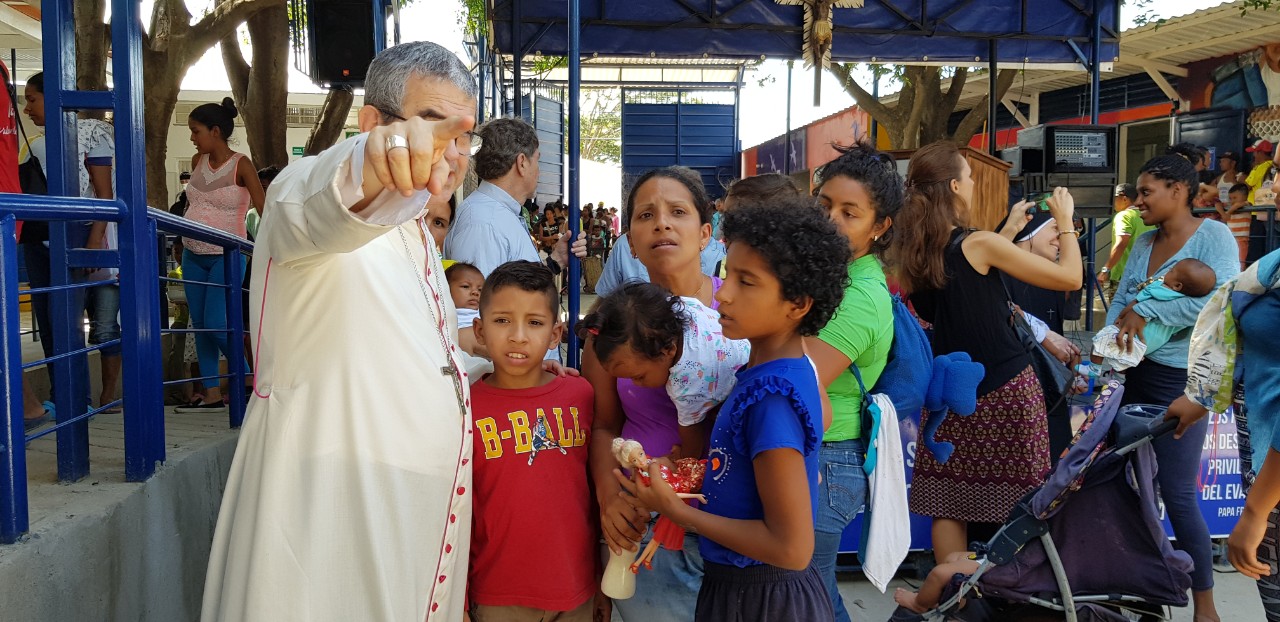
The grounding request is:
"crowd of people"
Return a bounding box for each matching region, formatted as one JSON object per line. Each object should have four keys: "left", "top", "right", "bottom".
{"left": 196, "top": 41, "right": 1280, "bottom": 622}
{"left": 11, "top": 35, "right": 1280, "bottom": 622}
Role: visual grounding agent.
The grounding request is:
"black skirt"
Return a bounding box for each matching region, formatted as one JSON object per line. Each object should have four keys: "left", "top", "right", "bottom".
{"left": 696, "top": 561, "right": 834, "bottom": 622}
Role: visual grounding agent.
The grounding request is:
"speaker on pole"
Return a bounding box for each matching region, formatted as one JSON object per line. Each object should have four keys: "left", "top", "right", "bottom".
{"left": 306, "top": 0, "right": 377, "bottom": 85}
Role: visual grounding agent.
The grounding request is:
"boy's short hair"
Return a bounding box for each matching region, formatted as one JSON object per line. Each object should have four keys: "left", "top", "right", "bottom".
{"left": 1229, "top": 183, "right": 1251, "bottom": 196}
{"left": 445, "top": 262, "right": 482, "bottom": 285}
{"left": 480, "top": 261, "right": 559, "bottom": 317}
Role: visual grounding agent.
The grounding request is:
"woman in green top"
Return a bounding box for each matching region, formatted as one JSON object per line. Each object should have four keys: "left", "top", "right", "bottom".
{"left": 804, "top": 142, "right": 903, "bottom": 622}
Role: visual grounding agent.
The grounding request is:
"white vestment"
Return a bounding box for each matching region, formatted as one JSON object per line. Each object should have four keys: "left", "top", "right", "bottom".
{"left": 202, "top": 135, "right": 473, "bottom": 622}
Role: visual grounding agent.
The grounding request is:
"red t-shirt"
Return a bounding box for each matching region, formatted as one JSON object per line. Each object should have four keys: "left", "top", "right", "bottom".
{"left": 468, "top": 374, "right": 596, "bottom": 611}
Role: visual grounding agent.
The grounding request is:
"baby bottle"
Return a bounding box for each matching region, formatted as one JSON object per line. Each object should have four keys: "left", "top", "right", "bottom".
{"left": 601, "top": 547, "right": 637, "bottom": 599}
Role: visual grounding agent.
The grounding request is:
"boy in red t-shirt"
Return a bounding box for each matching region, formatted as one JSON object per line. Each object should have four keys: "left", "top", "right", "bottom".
{"left": 467, "top": 260, "right": 600, "bottom": 622}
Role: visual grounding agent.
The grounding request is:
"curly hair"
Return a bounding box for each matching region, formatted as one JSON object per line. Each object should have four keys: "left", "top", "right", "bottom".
{"left": 479, "top": 261, "right": 558, "bottom": 316}
{"left": 813, "top": 141, "right": 905, "bottom": 255}
{"left": 474, "top": 117, "right": 539, "bottom": 181}
{"left": 722, "top": 197, "right": 851, "bottom": 336}
{"left": 886, "top": 141, "right": 968, "bottom": 294}
{"left": 575, "top": 282, "right": 689, "bottom": 364}
{"left": 1139, "top": 154, "right": 1198, "bottom": 209}
{"left": 624, "top": 167, "right": 714, "bottom": 227}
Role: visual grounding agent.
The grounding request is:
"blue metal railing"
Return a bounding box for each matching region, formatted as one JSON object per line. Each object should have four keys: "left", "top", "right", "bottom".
{"left": 0, "top": 209, "right": 254, "bottom": 545}
{"left": 152, "top": 208, "right": 254, "bottom": 433}
{"left": 0, "top": 0, "right": 255, "bottom": 544}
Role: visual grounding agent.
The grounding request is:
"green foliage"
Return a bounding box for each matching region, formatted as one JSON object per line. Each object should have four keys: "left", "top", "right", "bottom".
{"left": 461, "top": 0, "right": 486, "bottom": 38}
{"left": 531, "top": 55, "right": 566, "bottom": 74}
{"left": 576, "top": 88, "right": 621, "bottom": 164}
{"left": 1127, "top": 0, "right": 1159, "bottom": 27}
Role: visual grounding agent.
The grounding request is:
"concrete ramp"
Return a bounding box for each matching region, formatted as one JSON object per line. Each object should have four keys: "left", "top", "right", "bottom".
{"left": 0, "top": 411, "right": 237, "bottom": 622}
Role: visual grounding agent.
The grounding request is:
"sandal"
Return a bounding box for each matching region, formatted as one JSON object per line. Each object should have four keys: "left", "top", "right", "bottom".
{"left": 175, "top": 398, "right": 227, "bottom": 413}
{"left": 23, "top": 402, "right": 56, "bottom": 434}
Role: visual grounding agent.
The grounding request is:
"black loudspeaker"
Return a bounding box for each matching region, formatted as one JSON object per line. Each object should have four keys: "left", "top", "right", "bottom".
{"left": 307, "top": 0, "right": 376, "bottom": 85}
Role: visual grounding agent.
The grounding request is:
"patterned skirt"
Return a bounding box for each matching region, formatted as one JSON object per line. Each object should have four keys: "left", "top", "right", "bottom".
{"left": 910, "top": 365, "right": 1050, "bottom": 524}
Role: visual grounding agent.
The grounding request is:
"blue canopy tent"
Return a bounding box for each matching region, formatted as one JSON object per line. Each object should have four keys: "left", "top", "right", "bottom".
{"left": 491, "top": 0, "right": 1119, "bottom": 64}
{"left": 484, "top": 0, "right": 1120, "bottom": 365}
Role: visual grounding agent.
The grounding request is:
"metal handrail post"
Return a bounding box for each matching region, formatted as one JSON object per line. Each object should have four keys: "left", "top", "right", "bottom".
{"left": 566, "top": 0, "right": 581, "bottom": 367}
{"left": 0, "top": 216, "right": 30, "bottom": 543}
{"left": 224, "top": 248, "right": 246, "bottom": 428}
{"left": 113, "top": 0, "right": 166, "bottom": 481}
{"left": 43, "top": 0, "right": 91, "bottom": 483}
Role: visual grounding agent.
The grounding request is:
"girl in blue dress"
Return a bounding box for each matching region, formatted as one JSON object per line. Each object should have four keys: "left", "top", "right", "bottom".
{"left": 620, "top": 196, "right": 851, "bottom": 621}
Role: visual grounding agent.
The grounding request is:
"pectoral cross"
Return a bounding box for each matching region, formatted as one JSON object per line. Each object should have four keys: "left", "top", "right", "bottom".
{"left": 442, "top": 364, "right": 466, "bottom": 416}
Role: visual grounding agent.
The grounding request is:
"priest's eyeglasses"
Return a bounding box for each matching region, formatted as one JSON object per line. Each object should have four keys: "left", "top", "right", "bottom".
{"left": 376, "top": 107, "right": 484, "bottom": 156}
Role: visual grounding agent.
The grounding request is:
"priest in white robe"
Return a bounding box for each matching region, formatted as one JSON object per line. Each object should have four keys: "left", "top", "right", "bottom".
{"left": 202, "top": 42, "right": 480, "bottom": 622}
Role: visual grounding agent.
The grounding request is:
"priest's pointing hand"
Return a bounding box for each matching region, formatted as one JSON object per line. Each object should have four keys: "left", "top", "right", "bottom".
{"left": 361, "top": 114, "right": 476, "bottom": 200}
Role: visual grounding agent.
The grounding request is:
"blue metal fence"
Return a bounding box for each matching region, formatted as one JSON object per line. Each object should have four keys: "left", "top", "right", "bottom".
{"left": 620, "top": 94, "right": 738, "bottom": 200}
{"left": 0, "top": 0, "right": 253, "bottom": 544}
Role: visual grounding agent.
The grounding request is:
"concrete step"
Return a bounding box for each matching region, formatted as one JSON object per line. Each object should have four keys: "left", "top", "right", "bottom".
{"left": 0, "top": 408, "right": 237, "bottom": 622}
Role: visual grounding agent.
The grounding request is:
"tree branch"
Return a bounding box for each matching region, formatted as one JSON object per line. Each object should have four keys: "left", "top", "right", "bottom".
{"left": 895, "top": 68, "right": 917, "bottom": 126}
{"left": 827, "top": 63, "right": 898, "bottom": 127}
{"left": 185, "top": 0, "right": 283, "bottom": 66}
{"left": 305, "top": 85, "right": 355, "bottom": 156}
{"left": 952, "top": 69, "right": 1019, "bottom": 146}
{"left": 220, "top": 28, "right": 250, "bottom": 103}
{"left": 147, "top": 0, "right": 191, "bottom": 54}
{"left": 939, "top": 67, "right": 969, "bottom": 116}
{"left": 902, "top": 67, "right": 936, "bottom": 148}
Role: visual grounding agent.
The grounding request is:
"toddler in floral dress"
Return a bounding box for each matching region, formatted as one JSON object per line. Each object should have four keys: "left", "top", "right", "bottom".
{"left": 579, "top": 282, "right": 750, "bottom": 459}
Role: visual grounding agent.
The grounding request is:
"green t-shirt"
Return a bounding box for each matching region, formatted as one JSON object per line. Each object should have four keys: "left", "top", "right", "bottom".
{"left": 1110, "top": 208, "right": 1155, "bottom": 283}
{"left": 816, "top": 254, "right": 894, "bottom": 442}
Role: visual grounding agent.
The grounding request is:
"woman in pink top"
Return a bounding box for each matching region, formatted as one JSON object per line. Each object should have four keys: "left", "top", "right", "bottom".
{"left": 176, "top": 98, "right": 265, "bottom": 412}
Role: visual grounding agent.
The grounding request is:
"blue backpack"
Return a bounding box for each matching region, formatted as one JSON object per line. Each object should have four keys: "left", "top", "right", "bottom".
{"left": 850, "top": 287, "right": 933, "bottom": 424}
{"left": 848, "top": 287, "right": 932, "bottom": 465}
{"left": 850, "top": 286, "right": 984, "bottom": 467}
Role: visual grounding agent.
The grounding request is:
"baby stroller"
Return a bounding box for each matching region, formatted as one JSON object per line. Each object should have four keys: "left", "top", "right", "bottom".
{"left": 895, "top": 380, "right": 1195, "bottom": 622}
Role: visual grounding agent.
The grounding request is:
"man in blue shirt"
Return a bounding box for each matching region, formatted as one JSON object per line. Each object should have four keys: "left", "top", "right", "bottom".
{"left": 447, "top": 117, "right": 567, "bottom": 361}
{"left": 446, "top": 117, "right": 563, "bottom": 276}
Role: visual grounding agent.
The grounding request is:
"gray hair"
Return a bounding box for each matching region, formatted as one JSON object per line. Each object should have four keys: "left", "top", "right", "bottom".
{"left": 474, "top": 117, "right": 540, "bottom": 181}
{"left": 365, "top": 41, "right": 477, "bottom": 116}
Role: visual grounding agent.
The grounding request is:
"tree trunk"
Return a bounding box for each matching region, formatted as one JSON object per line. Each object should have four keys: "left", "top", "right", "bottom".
{"left": 141, "top": 0, "right": 285, "bottom": 208}
{"left": 143, "top": 50, "right": 185, "bottom": 210}
{"left": 221, "top": 3, "right": 290, "bottom": 169}
{"left": 951, "top": 69, "right": 1019, "bottom": 146}
{"left": 73, "top": 0, "right": 109, "bottom": 119}
{"left": 828, "top": 64, "right": 1021, "bottom": 150}
{"left": 304, "top": 86, "right": 355, "bottom": 156}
